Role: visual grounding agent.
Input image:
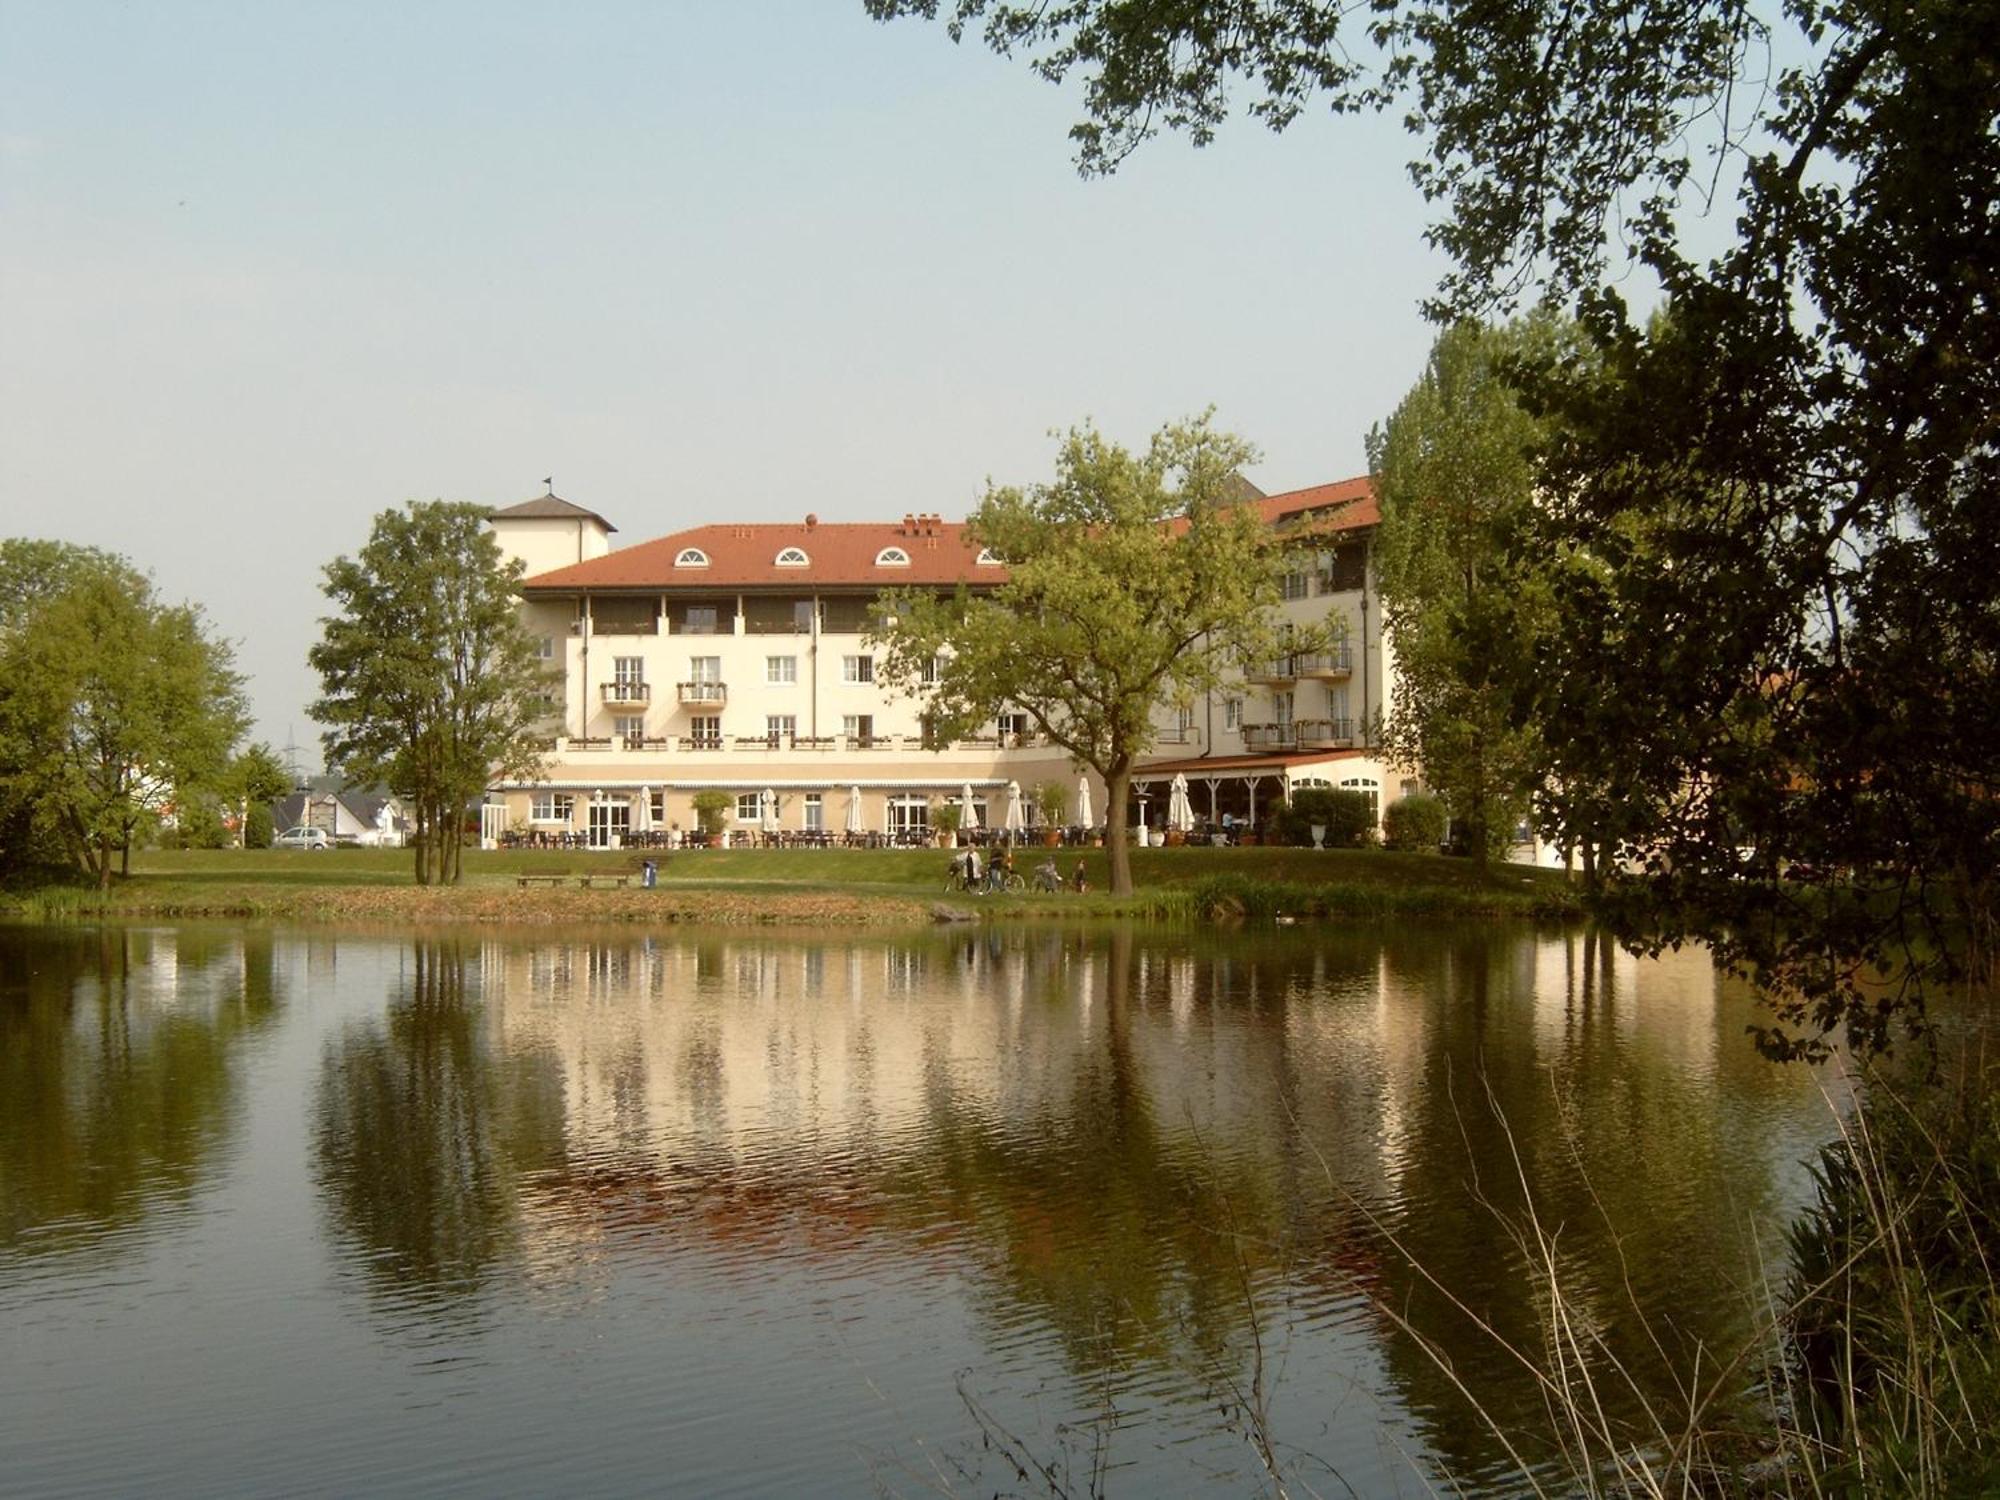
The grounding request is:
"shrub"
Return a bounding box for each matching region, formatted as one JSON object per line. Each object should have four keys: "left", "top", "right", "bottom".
{"left": 690, "top": 789, "right": 732, "bottom": 835}
{"left": 1277, "top": 788, "right": 1375, "bottom": 847}
{"left": 1383, "top": 793, "right": 1448, "bottom": 851}
{"left": 244, "top": 803, "right": 274, "bottom": 849}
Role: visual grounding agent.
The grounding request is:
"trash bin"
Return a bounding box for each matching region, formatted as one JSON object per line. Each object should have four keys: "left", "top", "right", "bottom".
{"left": 641, "top": 860, "right": 657, "bottom": 890}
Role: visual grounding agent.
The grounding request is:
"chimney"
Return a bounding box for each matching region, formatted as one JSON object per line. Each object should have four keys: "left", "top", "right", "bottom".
{"left": 902, "top": 513, "right": 916, "bottom": 535}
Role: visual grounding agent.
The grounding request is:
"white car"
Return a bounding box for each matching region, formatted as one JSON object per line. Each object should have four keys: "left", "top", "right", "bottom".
{"left": 274, "top": 825, "right": 332, "bottom": 850}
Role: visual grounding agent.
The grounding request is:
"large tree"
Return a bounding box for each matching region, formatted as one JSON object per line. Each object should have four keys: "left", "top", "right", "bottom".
{"left": 0, "top": 542, "right": 245, "bottom": 885}
{"left": 870, "top": 0, "right": 1999, "bottom": 1056}
{"left": 310, "top": 502, "right": 549, "bottom": 885}
{"left": 1370, "top": 318, "right": 1557, "bottom": 869}
{"left": 869, "top": 415, "right": 1297, "bottom": 897}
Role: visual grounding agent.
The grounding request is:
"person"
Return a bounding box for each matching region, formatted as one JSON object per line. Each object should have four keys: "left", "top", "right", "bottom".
{"left": 965, "top": 847, "right": 983, "bottom": 892}
{"left": 986, "top": 846, "right": 1014, "bottom": 893}
{"left": 1035, "top": 857, "right": 1061, "bottom": 893}
{"left": 1072, "top": 859, "right": 1089, "bottom": 894}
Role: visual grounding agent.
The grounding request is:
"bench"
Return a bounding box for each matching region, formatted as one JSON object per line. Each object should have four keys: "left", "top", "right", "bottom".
{"left": 579, "top": 874, "right": 630, "bottom": 889}
{"left": 516, "top": 874, "right": 569, "bottom": 888}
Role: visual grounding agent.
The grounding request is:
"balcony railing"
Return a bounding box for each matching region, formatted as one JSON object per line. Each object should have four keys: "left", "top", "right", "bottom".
{"left": 1294, "top": 717, "right": 1356, "bottom": 748}
{"left": 1293, "top": 647, "right": 1353, "bottom": 678}
{"left": 1242, "top": 658, "right": 1297, "bottom": 685}
{"left": 677, "top": 680, "right": 728, "bottom": 705}
{"left": 540, "top": 731, "right": 1067, "bottom": 756}
{"left": 600, "top": 680, "right": 652, "bottom": 705}
{"left": 1241, "top": 723, "right": 1298, "bottom": 752}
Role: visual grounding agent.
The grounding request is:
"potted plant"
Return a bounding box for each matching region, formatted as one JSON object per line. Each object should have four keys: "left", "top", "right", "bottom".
{"left": 1033, "top": 781, "right": 1067, "bottom": 845}
{"left": 932, "top": 801, "right": 963, "bottom": 848}
{"left": 690, "top": 789, "right": 732, "bottom": 848}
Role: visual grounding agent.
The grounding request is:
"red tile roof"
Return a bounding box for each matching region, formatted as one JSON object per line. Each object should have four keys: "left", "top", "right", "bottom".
{"left": 522, "top": 516, "right": 999, "bottom": 592}
{"left": 517, "top": 476, "right": 1377, "bottom": 593}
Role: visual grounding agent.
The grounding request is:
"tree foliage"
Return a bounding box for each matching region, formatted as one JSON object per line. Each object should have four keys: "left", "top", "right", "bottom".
{"left": 873, "top": 0, "right": 2000, "bottom": 1057}
{"left": 1371, "top": 318, "right": 1558, "bottom": 869}
{"left": 869, "top": 415, "right": 1296, "bottom": 896}
{"left": 0, "top": 540, "right": 245, "bottom": 884}
{"left": 309, "top": 503, "right": 549, "bottom": 885}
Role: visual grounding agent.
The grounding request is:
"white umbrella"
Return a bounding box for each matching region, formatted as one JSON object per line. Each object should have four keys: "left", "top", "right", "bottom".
{"left": 960, "top": 781, "right": 976, "bottom": 831}
{"left": 1168, "top": 773, "right": 1194, "bottom": 832}
{"left": 1004, "top": 780, "right": 1024, "bottom": 833}
{"left": 1075, "top": 774, "right": 1093, "bottom": 830}
{"left": 846, "top": 784, "right": 864, "bottom": 835}
{"left": 761, "top": 787, "right": 778, "bottom": 834}
{"left": 635, "top": 786, "right": 652, "bottom": 832}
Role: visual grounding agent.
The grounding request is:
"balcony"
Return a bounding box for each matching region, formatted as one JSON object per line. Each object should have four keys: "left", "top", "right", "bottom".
{"left": 677, "top": 680, "right": 728, "bottom": 705}
{"left": 600, "top": 680, "right": 652, "bottom": 706}
{"left": 1241, "top": 723, "right": 1298, "bottom": 752}
{"left": 1293, "top": 647, "right": 1353, "bottom": 679}
{"left": 1242, "top": 658, "right": 1297, "bottom": 686}
{"left": 1294, "top": 717, "right": 1356, "bottom": 749}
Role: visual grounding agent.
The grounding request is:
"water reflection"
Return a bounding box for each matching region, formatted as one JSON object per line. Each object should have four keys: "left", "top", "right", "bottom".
{"left": 0, "top": 919, "right": 1844, "bottom": 1495}
{"left": 0, "top": 925, "right": 282, "bottom": 1262}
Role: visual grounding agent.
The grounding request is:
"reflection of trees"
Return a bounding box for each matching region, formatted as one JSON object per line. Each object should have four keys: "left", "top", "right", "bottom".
{"left": 0, "top": 925, "right": 281, "bottom": 1260}
{"left": 313, "top": 939, "right": 564, "bottom": 1303}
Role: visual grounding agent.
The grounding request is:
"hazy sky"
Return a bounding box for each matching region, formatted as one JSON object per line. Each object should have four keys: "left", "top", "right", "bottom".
{"left": 1, "top": 2, "right": 1452, "bottom": 760}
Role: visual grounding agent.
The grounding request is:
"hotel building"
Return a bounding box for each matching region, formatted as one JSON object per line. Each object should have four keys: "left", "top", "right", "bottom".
{"left": 481, "top": 477, "right": 1408, "bottom": 847}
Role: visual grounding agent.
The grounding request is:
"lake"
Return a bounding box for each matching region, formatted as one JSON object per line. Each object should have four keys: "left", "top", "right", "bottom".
{"left": 0, "top": 921, "right": 1845, "bottom": 1496}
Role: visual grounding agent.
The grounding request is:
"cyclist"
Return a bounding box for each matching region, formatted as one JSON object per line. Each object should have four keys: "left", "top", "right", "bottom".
{"left": 986, "top": 846, "right": 1014, "bottom": 893}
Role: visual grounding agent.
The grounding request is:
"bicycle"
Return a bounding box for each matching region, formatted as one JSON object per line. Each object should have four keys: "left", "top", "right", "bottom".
{"left": 987, "top": 871, "right": 1026, "bottom": 895}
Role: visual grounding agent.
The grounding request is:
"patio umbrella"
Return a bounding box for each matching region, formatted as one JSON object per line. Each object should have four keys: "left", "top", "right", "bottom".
{"left": 1168, "top": 773, "right": 1194, "bottom": 832}
{"left": 1004, "top": 780, "right": 1024, "bottom": 833}
{"left": 846, "top": 785, "right": 864, "bottom": 835}
{"left": 960, "top": 782, "right": 976, "bottom": 831}
{"left": 635, "top": 786, "right": 651, "bottom": 833}
{"left": 1075, "top": 774, "right": 1093, "bottom": 831}
{"left": 761, "top": 787, "right": 778, "bottom": 834}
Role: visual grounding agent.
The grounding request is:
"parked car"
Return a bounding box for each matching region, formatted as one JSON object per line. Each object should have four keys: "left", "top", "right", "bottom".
{"left": 274, "top": 825, "right": 332, "bottom": 850}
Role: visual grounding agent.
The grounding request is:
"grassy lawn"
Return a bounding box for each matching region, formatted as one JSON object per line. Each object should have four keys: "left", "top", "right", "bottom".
{"left": 1, "top": 841, "right": 1580, "bottom": 926}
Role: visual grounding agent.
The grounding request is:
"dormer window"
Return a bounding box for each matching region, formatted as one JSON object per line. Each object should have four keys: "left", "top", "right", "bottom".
{"left": 674, "top": 548, "right": 709, "bottom": 568}
{"left": 774, "top": 547, "right": 810, "bottom": 567}
{"left": 874, "top": 546, "right": 911, "bottom": 567}
{"left": 975, "top": 548, "right": 1002, "bottom": 566}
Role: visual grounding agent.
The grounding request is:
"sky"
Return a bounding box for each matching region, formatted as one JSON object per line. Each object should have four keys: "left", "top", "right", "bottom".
{"left": 1, "top": 2, "right": 1454, "bottom": 763}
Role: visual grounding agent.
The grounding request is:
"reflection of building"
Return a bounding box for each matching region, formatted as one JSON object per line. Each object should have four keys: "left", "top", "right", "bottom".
{"left": 483, "top": 481, "right": 1408, "bottom": 846}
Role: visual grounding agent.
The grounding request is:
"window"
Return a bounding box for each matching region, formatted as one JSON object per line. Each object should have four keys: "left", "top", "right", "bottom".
{"left": 1273, "top": 691, "right": 1294, "bottom": 728}
{"left": 650, "top": 789, "right": 666, "bottom": 823}
{"left": 767, "top": 655, "right": 797, "bottom": 684}
{"left": 997, "top": 711, "right": 1030, "bottom": 743}
{"left": 1176, "top": 704, "right": 1196, "bottom": 734}
{"left": 842, "top": 655, "right": 874, "bottom": 684}
{"left": 975, "top": 548, "right": 1002, "bottom": 566}
{"left": 1340, "top": 775, "right": 1381, "bottom": 822}
{"left": 535, "top": 634, "right": 555, "bottom": 660}
{"left": 613, "top": 656, "right": 645, "bottom": 690}
{"left": 689, "top": 656, "right": 721, "bottom": 683}
{"left": 614, "top": 714, "right": 645, "bottom": 744}
{"left": 674, "top": 548, "right": 709, "bottom": 567}
{"left": 1224, "top": 698, "right": 1242, "bottom": 730}
{"left": 736, "top": 792, "right": 762, "bottom": 823}
{"left": 530, "top": 792, "right": 573, "bottom": 822}
{"left": 874, "top": 547, "right": 910, "bottom": 566}
{"left": 774, "top": 546, "right": 810, "bottom": 567}
{"left": 1280, "top": 570, "right": 1312, "bottom": 601}
{"left": 794, "top": 599, "right": 815, "bottom": 633}
{"left": 803, "top": 793, "right": 823, "bottom": 831}
{"left": 886, "top": 793, "right": 929, "bottom": 833}
{"left": 680, "top": 604, "right": 719, "bottom": 634}
{"left": 843, "top": 714, "right": 874, "bottom": 745}
{"left": 688, "top": 715, "right": 721, "bottom": 749}
{"left": 765, "top": 714, "right": 795, "bottom": 746}
{"left": 920, "top": 654, "right": 944, "bottom": 685}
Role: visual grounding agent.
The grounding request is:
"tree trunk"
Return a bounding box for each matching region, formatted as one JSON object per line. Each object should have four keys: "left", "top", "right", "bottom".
{"left": 1104, "top": 762, "right": 1134, "bottom": 896}
{"left": 412, "top": 805, "right": 430, "bottom": 885}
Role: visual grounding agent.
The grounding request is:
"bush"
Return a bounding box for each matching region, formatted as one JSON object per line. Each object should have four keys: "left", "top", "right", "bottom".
{"left": 244, "top": 804, "right": 274, "bottom": 849}
{"left": 1276, "top": 788, "right": 1375, "bottom": 847}
{"left": 690, "top": 789, "right": 733, "bottom": 835}
{"left": 1383, "top": 793, "right": 1448, "bottom": 851}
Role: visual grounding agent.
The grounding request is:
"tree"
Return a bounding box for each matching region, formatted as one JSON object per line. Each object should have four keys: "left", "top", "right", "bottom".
{"left": 871, "top": 0, "right": 1999, "bottom": 1056}
{"left": 0, "top": 543, "right": 245, "bottom": 885}
{"left": 869, "top": 415, "right": 1298, "bottom": 896}
{"left": 1370, "top": 318, "right": 1557, "bottom": 869}
{"left": 224, "top": 742, "right": 294, "bottom": 848}
{"left": 309, "top": 502, "right": 549, "bottom": 885}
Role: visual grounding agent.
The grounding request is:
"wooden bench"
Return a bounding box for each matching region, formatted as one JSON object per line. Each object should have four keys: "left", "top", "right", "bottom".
{"left": 516, "top": 874, "right": 568, "bottom": 888}
{"left": 579, "top": 874, "right": 630, "bottom": 889}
